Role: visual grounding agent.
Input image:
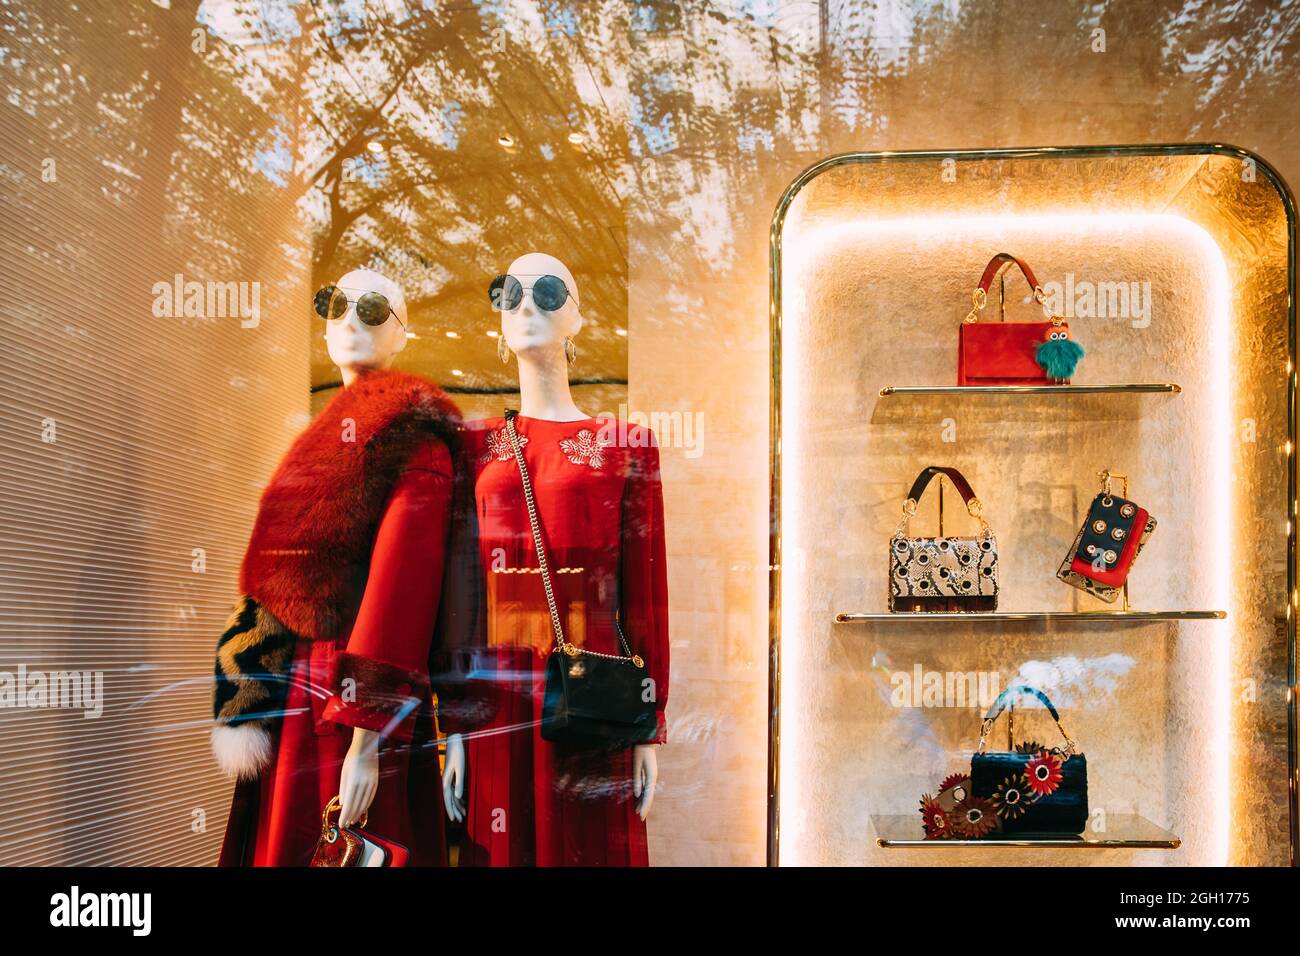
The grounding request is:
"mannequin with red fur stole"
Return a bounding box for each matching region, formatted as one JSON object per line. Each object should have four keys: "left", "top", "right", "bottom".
{"left": 213, "top": 368, "right": 475, "bottom": 866}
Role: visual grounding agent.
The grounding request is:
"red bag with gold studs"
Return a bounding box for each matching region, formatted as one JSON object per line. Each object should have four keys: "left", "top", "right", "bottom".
{"left": 957, "top": 253, "right": 1084, "bottom": 386}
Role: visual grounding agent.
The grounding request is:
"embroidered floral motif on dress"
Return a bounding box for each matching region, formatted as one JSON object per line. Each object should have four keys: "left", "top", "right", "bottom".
{"left": 482, "top": 428, "right": 526, "bottom": 463}
{"left": 559, "top": 429, "right": 612, "bottom": 470}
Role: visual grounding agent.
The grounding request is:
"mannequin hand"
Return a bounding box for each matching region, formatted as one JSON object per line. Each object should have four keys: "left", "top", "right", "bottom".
{"left": 442, "top": 733, "right": 466, "bottom": 823}
{"left": 338, "top": 727, "right": 380, "bottom": 828}
{"left": 632, "top": 744, "right": 658, "bottom": 821}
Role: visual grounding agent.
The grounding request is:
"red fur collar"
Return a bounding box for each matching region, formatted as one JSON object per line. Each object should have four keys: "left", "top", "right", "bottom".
{"left": 239, "top": 370, "right": 462, "bottom": 639}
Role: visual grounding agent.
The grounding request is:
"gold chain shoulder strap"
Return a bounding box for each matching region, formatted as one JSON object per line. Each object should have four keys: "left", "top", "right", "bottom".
{"left": 503, "top": 412, "right": 640, "bottom": 665}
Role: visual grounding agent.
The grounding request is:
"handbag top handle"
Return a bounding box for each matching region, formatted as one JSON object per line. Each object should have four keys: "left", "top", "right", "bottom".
{"left": 502, "top": 410, "right": 641, "bottom": 667}
{"left": 963, "top": 252, "right": 1062, "bottom": 326}
{"left": 977, "top": 684, "right": 1079, "bottom": 756}
{"left": 895, "top": 465, "right": 992, "bottom": 540}
{"left": 322, "top": 794, "right": 366, "bottom": 834}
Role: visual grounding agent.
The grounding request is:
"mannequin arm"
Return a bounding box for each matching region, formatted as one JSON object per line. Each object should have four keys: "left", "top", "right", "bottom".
{"left": 633, "top": 744, "right": 658, "bottom": 820}
{"left": 442, "top": 732, "right": 466, "bottom": 823}
{"left": 338, "top": 727, "right": 380, "bottom": 827}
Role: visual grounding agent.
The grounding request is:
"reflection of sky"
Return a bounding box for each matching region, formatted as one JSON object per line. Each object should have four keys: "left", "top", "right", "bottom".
{"left": 737, "top": 0, "right": 781, "bottom": 28}
{"left": 346, "top": 151, "right": 389, "bottom": 189}
{"left": 868, "top": 649, "right": 1137, "bottom": 773}
{"left": 1012, "top": 654, "right": 1136, "bottom": 713}
{"left": 630, "top": 89, "right": 675, "bottom": 157}
{"left": 398, "top": 100, "right": 467, "bottom": 152}
{"left": 630, "top": 71, "right": 678, "bottom": 157}
{"left": 738, "top": 126, "right": 774, "bottom": 153}
{"left": 439, "top": 101, "right": 465, "bottom": 150}
{"left": 542, "top": 3, "right": 579, "bottom": 38}
{"left": 198, "top": 0, "right": 303, "bottom": 43}
{"left": 631, "top": 3, "right": 659, "bottom": 33}
{"left": 824, "top": 0, "right": 952, "bottom": 66}
{"left": 252, "top": 125, "right": 292, "bottom": 187}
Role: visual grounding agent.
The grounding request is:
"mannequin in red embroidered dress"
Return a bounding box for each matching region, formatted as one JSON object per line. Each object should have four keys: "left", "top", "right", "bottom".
{"left": 446, "top": 253, "right": 669, "bottom": 866}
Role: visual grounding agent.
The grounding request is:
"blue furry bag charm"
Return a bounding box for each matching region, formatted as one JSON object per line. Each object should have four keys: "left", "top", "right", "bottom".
{"left": 1036, "top": 324, "right": 1085, "bottom": 381}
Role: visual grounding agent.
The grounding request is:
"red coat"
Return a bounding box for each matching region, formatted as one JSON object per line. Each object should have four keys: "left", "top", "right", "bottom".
{"left": 219, "top": 372, "right": 467, "bottom": 866}
{"left": 456, "top": 416, "right": 670, "bottom": 867}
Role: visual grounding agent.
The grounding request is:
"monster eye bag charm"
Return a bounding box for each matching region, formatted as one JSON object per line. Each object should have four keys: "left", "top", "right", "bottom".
{"left": 1057, "top": 470, "right": 1156, "bottom": 604}
{"left": 957, "top": 252, "right": 1085, "bottom": 385}
{"left": 1037, "top": 325, "right": 1085, "bottom": 381}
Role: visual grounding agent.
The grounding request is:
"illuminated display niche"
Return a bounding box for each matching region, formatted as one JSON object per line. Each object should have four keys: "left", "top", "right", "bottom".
{"left": 768, "top": 147, "right": 1296, "bottom": 867}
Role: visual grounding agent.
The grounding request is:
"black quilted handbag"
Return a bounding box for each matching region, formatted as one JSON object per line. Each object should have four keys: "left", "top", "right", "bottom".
{"left": 969, "top": 685, "right": 1088, "bottom": 835}
{"left": 503, "top": 411, "right": 658, "bottom": 749}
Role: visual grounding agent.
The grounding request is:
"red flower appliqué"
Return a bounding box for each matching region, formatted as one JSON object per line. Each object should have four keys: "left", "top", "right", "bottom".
{"left": 920, "top": 794, "right": 951, "bottom": 840}
{"left": 951, "top": 797, "right": 998, "bottom": 838}
{"left": 1024, "top": 750, "right": 1064, "bottom": 797}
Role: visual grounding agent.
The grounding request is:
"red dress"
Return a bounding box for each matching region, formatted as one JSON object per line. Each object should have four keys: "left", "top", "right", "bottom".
{"left": 458, "top": 416, "right": 669, "bottom": 867}
{"left": 220, "top": 437, "right": 454, "bottom": 866}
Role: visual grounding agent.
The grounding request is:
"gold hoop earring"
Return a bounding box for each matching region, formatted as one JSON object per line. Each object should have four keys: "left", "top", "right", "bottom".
{"left": 564, "top": 336, "right": 576, "bottom": 366}
{"left": 498, "top": 334, "right": 510, "bottom": 364}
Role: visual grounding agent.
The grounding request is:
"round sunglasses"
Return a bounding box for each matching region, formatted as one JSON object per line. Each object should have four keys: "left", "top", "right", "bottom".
{"left": 488, "top": 274, "right": 573, "bottom": 313}
{"left": 314, "top": 285, "right": 404, "bottom": 328}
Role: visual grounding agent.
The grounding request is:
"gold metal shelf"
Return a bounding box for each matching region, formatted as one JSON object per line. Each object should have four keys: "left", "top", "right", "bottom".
{"left": 835, "top": 610, "right": 1226, "bottom": 623}
{"left": 871, "top": 383, "right": 1182, "bottom": 424}
{"left": 880, "top": 383, "right": 1182, "bottom": 395}
{"left": 872, "top": 813, "right": 1180, "bottom": 849}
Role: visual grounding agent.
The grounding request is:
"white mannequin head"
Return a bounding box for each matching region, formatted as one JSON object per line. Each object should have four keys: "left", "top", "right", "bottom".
{"left": 497, "top": 252, "right": 583, "bottom": 364}
{"left": 323, "top": 268, "right": 408, "bottom": 385}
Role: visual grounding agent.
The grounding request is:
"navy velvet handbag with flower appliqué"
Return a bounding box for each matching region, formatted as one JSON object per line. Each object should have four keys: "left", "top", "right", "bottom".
{"left": 969, "top": 685, "right": 1088, "bottom": 835}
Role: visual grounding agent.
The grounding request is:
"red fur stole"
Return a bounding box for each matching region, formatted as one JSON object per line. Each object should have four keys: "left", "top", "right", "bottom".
{"left": 239, "top": 370, "right": 462, "bottom": 640}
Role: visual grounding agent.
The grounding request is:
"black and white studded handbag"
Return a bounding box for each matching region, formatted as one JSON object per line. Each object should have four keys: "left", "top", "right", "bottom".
{"left": 889, "top": 466, "right": 998, "bottom": 613}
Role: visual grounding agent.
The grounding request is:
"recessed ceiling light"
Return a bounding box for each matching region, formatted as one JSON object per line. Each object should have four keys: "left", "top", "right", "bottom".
{"left": 615, "top": 328, "right": 628, "bottom": 337}
{"left": 445, "top": 331, "right": 459, "bottom": 338}
{"left": 567, "top": 131, "right": 585, "bottom": 146}
{"left": 451, "top": 368, "right": 464, "bottom": 377}
{"left": 498, "top": 132, "right": 515, "bottom": 149}
{"left": 486, "top": 330, "right": 499, "bottom": 338}
{"left": 405, "top": 331, "right": 416, "bottom": 339}
{"left": 366, "top": 140, "right": 384, "bottom": 154}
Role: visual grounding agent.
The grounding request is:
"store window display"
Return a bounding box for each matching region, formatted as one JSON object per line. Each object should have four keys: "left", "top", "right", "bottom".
{"left": 770, "top": 147, "right": 1294, "bottom": 866}
{"left": 449, "top": 252, "right": 670, "bottom": 867}
{"left": 211, "top": 269, "right": 467, "bottom": 866}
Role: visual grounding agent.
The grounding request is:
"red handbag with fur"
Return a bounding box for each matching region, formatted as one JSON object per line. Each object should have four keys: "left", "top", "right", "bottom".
{"left": 957, "top": 253, "right": 1083, "bottom": 386}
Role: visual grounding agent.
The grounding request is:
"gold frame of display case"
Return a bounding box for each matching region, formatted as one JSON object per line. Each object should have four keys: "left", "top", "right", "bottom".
{"left": 767, "top": 144, "right": 1297, "bottom": 867}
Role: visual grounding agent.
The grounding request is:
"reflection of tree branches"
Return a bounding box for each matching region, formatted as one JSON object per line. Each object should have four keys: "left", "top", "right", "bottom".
{"left": 298, "top": 43, "right": 428, "bottom": 192}
{"left": 307, "top": 0, "right": 372, "bottom": 101}
{"left": 300, "top": 2, "right": 633, "bottom": 327}
{"left": 1141, "top": 0, "right": 1300, "bottom": 134}
{"left": 625, "top": 0, "right": 818, "bottom": 292}
{"left": 306, "top": 2, "right": 626, "bottom": 299}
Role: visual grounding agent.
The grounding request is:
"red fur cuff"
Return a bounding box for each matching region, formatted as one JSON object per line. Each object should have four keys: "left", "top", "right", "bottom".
{"left": 322, "top": 651, "right": 431, "bottom": 742}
